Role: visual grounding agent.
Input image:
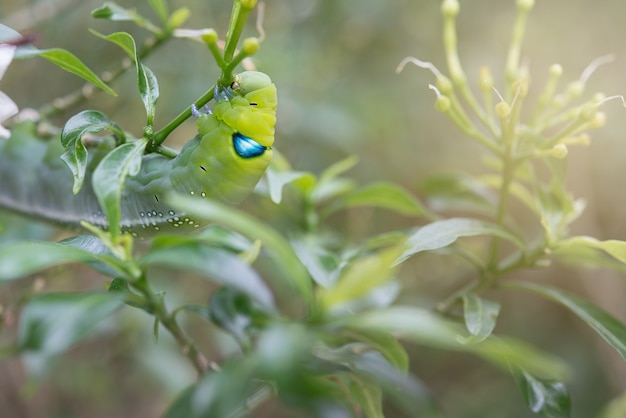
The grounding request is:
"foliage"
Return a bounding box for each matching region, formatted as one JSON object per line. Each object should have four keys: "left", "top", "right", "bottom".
{"left": 1, "top": 0, "right": 626, "bottom": 417}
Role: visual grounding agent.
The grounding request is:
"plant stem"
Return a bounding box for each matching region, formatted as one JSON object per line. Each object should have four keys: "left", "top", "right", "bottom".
{"left": 132, "top": 274, "right": 209, "bottom": 375}
{"left": 150, "top": 83, "right": 216, "bottom": 149}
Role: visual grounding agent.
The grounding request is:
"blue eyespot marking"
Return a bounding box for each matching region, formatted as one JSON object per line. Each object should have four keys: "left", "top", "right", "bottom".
{"left": 233, "top": 132, "right": 267, "bottom": 158}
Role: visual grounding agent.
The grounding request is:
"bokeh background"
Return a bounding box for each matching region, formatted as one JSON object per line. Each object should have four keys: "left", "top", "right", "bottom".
{"left": 2, "top": 0, "right": 626, "bottom": 417}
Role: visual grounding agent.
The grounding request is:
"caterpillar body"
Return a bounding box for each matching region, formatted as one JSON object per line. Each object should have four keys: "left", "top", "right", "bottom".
{"left": 0, "top": 71, "right": 277, "bottom": 236}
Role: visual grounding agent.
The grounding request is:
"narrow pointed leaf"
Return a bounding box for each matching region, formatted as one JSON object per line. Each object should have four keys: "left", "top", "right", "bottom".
{"left": 556, "top": 236, "right": 626, "bottom": 266}
{"left": 341, "top": 306, "right": 567, "bottom": 379}
{"left": 0, "top": 239, "right": 127, "bottom": 281}
{"left": 92, "top": 31, "right": 159, "bottom": 123}
{"left": 92, "top": 138, "right": 148, "bottom": 238}
{"left": 343, "top": 181, "right": 430, "bottom": 217}
{"left": 17, "top": 47, "right": 115, "bottom": 95}
{"left": 395, "top": 218, "right": 524, "bottom": 265}
{"left": 507, "top": 281, "right": 626, "bottom": 361}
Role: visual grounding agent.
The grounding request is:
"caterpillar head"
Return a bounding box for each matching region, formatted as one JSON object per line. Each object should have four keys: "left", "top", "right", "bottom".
{"left": 213, "top": 71, "right": 277, "bottom": 148}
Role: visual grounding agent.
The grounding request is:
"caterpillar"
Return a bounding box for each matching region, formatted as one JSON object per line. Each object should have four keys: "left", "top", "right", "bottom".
{"left": 0, "top": 71, "right": 277, "bottom": 236}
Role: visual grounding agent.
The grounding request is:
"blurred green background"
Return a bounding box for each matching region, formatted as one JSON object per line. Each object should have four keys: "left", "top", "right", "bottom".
{"left": 2, "top": 0, "right": 626, "bottom": 417}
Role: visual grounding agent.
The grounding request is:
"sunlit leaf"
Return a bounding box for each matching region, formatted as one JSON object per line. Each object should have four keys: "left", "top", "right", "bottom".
{"left": 395, "top": 218, "right": 524, "bottom": 265}
{"left": 507, "top": 281, "right": 626, "bottom": 361}
{"left": 264, "top": 166, "right": 310, "bottom": 204}
{"left": 556, "top": 236, "right": 626, "bottom": 266}
{"left": 319, "top": 245, "right": 405, "bottom": 309}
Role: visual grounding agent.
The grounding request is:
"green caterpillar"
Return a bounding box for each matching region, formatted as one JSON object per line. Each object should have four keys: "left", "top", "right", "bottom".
{"left": 0, "top": 71, "right": 277, "bottom": 236}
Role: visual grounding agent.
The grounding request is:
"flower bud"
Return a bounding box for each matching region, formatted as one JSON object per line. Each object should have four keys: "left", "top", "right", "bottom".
{"left": 566, "top": 80, "right": 584, "bottom": 98}
{"left": 551, "top": 144, "right": 568, "bottom": 159}
{"left": 436, "top": 75, "right": 453, "bottom": 95}
{"left": 549, "top": 64, "right": 563, "bottom": 78}
{"left": 517, "top": 0, "right": 535, "bottom": 12}
{"left": 579, "top": 103, "right": 597, "bottom": 121}
{"left": 201, "top": 29, "right": 218, "bottom": 45}
{"left": 242, "top": 37, "right": 260, "bottom": 55}
{"left": 441, "top": 0, "right": 460, "bottom": 17}
{"left": 495, "top": 101, "right": 511, "bottom": 119}
{"left": 590, "top": 112, "right": 606, "bottom": 128}
{"left": 435, "top": 95, "right": 451, "bottom": 113}
{"left": 479, "top": 66, "right": 493, "bottom": 92}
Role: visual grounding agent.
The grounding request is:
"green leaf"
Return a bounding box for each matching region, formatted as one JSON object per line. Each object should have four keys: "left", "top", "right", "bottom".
{"left": 506, "top": 281, "right": 626, "bottom": 361}
{"left": 92, "top": 31, "right": 159, "bottom": 124}
{"left": 461, "top": 293, "right": 501, "bottom": 343}
{"left": 167, "top": 195, "right": 313, "bottom": 306}
{"left": 163, "top": 358, "right": 262, "bottom": 418}
{"left": 92, "top": 138, "right": 148, "bottom": 238}
{"left": 346, "top": 376, "right": 384, "bottom": 418}
{"left": 264, "top": 166, "right": 310, "bottom": 204}
{"left": 17, "top": 47, "right": 115, "bottom": 95}
{"left": 514, "top": 369, "right": 571, "bottom": 418}
{"left": 341, "top": 306, "right": 568, "bottom": 380}
{"left": 556, "top": 236, "right": 626, "bottom": 266}
{"left": 342, "top": 181, "right": 430, "bottom": 217}
{"left": 311, "top": 156, "right": 359, "bottom": 204}
{"left": 0, "top": 239, "right": 127, "bottom": 281}
{"left": 319, "top": 155, "right": 359, "bottom": 183}
{"left": 316, "top": 345, "right": 438, "bottom": 417}
{"left": 319, "top": 245, "right": 405, "bottom": 309}
{"left": 18, "top": 292, "right": 125, "bottom": 375}
{"left": 420, "top": 174, "right": 496, "bottom": 216}
{"left": 139, "top": 64, "right": 159, "bottom": 125}
{"left": 61, "top": 110, "right": 125, "bottom": 193}
{"left": 291, "top": 237, "right": 341, "bottom": 288}
{"left": 90, "top": 30, "right": 135, "bottom": 59}
{"left": 140, "top": 243, "right": 274, "bottom": 309}
{"left": 148, "top": 0, "right": 169, "bottom": 23}
{"left": 341, "top": 328, "right": 409, "bottom": 371}
{"left": 209, "top": 287, "right": 271, "bottom": 350}
{"left": 395, "top": 217, "right": 524, "bottom": 265}
{"left": 91, "top": 2, "right": 160, "bottom": 33}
